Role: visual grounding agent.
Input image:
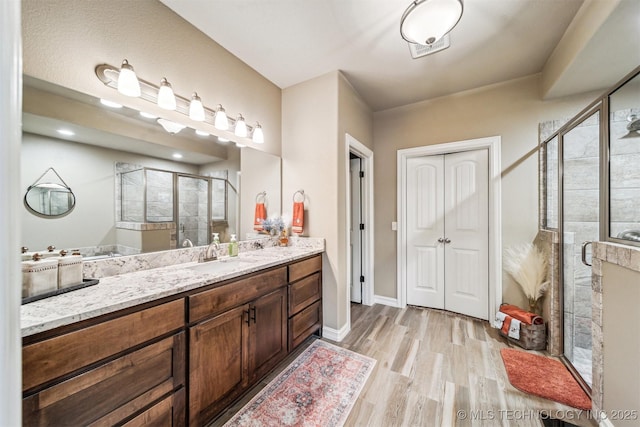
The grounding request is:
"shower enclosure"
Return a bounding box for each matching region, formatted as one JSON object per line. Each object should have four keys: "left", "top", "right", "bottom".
{"left": 117, "top": 164, "right": 238, "bottom": 253}
{"left": 541, "top": 66, "right": 640, "bottom": 391}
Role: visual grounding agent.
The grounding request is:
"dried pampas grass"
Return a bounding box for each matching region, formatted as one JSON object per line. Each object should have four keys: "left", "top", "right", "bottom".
{"left": 504, "top": 243, "right": 550, "bottom": 312}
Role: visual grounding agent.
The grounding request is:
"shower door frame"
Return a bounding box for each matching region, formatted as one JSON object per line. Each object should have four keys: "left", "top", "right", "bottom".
{"left": 175, "top": 172, "right": 213, "bottom": 247}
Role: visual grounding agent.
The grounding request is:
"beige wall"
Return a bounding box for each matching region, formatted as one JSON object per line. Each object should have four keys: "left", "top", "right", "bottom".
{"left": 373, "top": 74, "right": 600, "bottom": 307}
{"left": 282, "top": 71, "right": 372, "bottom": 333}
{"left": 22, "top": 0, "right": 282, "bottom": 156}
{"left": 602, "top": 261, "right": 640, "bottom": 426}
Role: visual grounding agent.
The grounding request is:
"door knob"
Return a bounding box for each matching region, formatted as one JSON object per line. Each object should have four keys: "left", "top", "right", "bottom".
{"left": 444, "top": 238, "right": 451, "bottom": 244}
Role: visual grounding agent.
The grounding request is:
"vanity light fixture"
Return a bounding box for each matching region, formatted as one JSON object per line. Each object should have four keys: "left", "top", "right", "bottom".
{"left": 252, "top": 122, "right": 264, "bottom": 144}
{"left": 117, "top": 59, "right": 141, "bottom": 97}
{"left": 234, "top": 114, "right": 247, "bottom": 138}
{"left": 157, "top": 78, "right": 177, "bottom": 110}
{"left": 214, "top": 105, "right": 229, "bottom": 130}
{"left": 400, "top": 0, "right": 463, "bottom": 45}
{"left": 157, "top": 118, "right": 186, "bottom": 134}
{"left": 100, "top": 98, "right": 123, "bottom": 108}
{"left": 95, "top": 61, "right": 265, "bottom": 141}
{"left": 189, "top": 93, "right": 205, "bottom": 121}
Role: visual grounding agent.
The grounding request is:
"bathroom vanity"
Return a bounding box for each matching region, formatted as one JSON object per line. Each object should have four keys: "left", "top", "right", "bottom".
{"left": 21, "top": 243, "right": 323, "bottom": 426}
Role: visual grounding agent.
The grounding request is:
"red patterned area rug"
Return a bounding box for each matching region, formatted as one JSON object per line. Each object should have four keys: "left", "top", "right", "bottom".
{"left": 224, "top": 339, "right": 376, "bottom": 426}
{"left": 500, "top": 348, "right": 591, "bottom": 410}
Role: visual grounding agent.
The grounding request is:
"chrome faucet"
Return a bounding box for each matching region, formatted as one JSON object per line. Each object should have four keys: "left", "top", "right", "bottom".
{"left": 182, "top": 238, "right": 194, "bottom": 248}
{"left": 200, "top": 237, "right": 220, "bottom": 262}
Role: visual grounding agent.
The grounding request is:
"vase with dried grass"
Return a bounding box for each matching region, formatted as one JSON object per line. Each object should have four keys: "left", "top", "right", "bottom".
{"left": 503, "top": 243, "right": 549, "bottom": 315}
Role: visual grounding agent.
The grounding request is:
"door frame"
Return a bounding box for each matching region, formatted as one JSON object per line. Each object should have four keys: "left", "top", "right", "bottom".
{"left": 345, "top": 134, "right": 374, "bottom": 312}
{"left": 397, "top": 136, "right": 502, "bottom": 322}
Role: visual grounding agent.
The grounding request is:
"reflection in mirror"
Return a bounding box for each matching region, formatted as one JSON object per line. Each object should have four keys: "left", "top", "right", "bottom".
{"left": 608, "top": 71, "right": 640, "bottom": 244}
{"left": 25, "top": 182, "right": 75, "bottom": 217}
{"left": 21, "top": 77, "right": 281, "bottom": 257}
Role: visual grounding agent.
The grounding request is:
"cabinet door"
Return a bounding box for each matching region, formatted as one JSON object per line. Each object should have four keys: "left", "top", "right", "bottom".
{"left": 189, "top": 305, "right": 249, "bottom": 426}
{"left": 249, "top": 287, "right": 288, "bottom": 382}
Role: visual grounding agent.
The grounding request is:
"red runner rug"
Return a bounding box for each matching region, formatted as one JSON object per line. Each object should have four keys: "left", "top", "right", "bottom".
{"left": 500, "top": 348, "right": 591, "bottom": 410}
{"left": 224, "top": 339, "right": 376, "bottom": 426}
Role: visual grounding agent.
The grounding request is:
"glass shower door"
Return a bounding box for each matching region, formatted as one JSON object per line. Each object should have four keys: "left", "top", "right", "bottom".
{"left": 561, "top": 109, "right": 601, "bottom": 387}
{"left": 177, "top": 175, "right": 210, "bottom": 247}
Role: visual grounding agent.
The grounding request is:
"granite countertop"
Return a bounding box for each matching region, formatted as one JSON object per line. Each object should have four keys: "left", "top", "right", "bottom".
{"left": 21, "top": 243, "right": 324, "bottom": 338}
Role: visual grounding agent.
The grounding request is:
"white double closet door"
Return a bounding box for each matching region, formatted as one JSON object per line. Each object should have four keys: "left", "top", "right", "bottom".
{"left": 406, "top": 149, "right": 489, "bottom": 320}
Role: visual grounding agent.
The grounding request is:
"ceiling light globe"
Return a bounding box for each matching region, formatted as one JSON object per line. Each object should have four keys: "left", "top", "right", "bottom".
{"left": 234, "top": 114, "right": 248, "bottom": 138}
{"left": 117, "top": 59, "right": 141, "bottom": 97}
{"left": 400, "top": 0, "right": 463, "bottom": 45}
{"left": 157, "top": 78, "right": 177, "bottom": 110}
{"left": 189, "top": 93, "right": 205, "bottom": 121}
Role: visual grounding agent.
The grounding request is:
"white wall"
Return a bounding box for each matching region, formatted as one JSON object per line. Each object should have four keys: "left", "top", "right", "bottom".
{"left": 373, "top": 74, "right": 601, "bottom": 308}
{"left": 1, "top": 0, "right": 22, "bottom": 424}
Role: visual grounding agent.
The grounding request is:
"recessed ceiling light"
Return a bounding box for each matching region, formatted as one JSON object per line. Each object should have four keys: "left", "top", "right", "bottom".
{"left": 57, "top": 129, "right": 75, "bottom": 136}
{"left": 100, "top": 99, "right": 123, "bottom": 108}
{"left": 172, "top": 153, "right": 183, "bottom": 159}
{"left": 195, "top": 130, "right": 209, "bottom": 137}
{"left": 139, "top": 111, "right": 157, "bottom": 119}
{"left": 235, "top": 142, "right": 246, "bottom": 148}
{"left": 218, "top": 137, "right": 230, "bottom": 143}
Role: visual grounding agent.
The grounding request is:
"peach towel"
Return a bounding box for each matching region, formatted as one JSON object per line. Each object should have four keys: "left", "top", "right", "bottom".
{"left": 292, "top": 202, "right": 304, "bottom": 234}
{"left": 254, "top": 203, "right": 266, "bottom": 231}
{"left": 499, "top": 304, "right": 543, "bottom": 336}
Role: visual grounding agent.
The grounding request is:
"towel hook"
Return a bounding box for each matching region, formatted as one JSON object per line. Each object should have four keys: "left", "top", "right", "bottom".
{"left": 293, "top": 189, "right": 305, "bottom": 203}
{"left": 256, "top": 191, "right": 266, "bottom": 203}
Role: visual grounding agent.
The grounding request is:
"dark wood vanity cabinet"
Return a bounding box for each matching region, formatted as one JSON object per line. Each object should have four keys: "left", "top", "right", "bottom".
{"left": 187, "top": 267, "right": 288, "bottom": 426}
{"left": 22, "top": 300, "right": 186, "bottom": 426}
{"left": 288, "top": 254, "right": 323, "bottom": 349}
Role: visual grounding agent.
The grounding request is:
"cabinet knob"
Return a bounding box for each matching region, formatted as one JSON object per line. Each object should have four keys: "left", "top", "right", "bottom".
{"left": 444, "top": 238, "right": 451, "bottom": 244}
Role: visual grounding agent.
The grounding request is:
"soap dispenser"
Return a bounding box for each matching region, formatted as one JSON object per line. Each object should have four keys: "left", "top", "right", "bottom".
{"left": 213, "top": 233, "right": 220, "bottom": 245}
{"left": 229, "top": 234, "right": 239, "bottom": 257}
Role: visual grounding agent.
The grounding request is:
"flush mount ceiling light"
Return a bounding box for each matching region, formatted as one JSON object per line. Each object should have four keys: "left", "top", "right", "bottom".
{"left": 400, "top": 0, "right": 463, "bottom": 45}
{"left": 95, "top": 61, "right": 264, "bottom": 142}
{"left": 252, "top": 122, "right": 264, "bottom": 144}
{"left": 57, "top": 129, "right": 75, "bottom": 136}
{"left": 157, "top": 78, "right": 177, "bottom": 110}
{"left": 157, "top": 118, "right": 186, "bottom": 134}
{"left": 99, "top": 98, "right": 123, "bottom": 108}
{"left": 234, "top": 114, "right": 247, "bottom": 138}
{"left": 189, "top": 92, "right": 205, "bottom": 121}
{"left": 117, "top": 59, "right": 141, "bottom": 97}
{"left": 214, "top": 105, "right": 229, "bottom": 130}
{"left": 139, "top": 111, "right": 157, "bottom": 119}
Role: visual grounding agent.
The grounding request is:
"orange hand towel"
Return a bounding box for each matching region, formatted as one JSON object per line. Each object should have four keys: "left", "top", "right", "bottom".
{"left": 292, "top": 202, "right": 304, "bottom": 234}
{"left": 499, "top": 304, "right": 543, "bottom": 325}
{"left": 254, "top": 203, "right": 266, "bottom": 231}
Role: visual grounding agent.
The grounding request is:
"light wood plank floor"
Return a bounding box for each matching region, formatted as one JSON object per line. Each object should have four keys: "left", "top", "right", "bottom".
{"left": 211, "top": 304, "right": 598, "bottom": 427}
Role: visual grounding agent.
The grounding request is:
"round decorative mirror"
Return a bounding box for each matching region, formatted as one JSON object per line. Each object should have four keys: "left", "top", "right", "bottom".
{"left": 24, "top": 168, "right": 76, "bottom": 218}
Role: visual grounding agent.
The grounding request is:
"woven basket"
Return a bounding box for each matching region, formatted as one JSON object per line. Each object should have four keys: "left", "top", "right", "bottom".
{"left": 501, "top": 322, "right": 547, "bottom": 351}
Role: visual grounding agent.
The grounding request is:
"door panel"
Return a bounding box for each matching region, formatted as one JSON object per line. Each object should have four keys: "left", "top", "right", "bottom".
{"left": 406, "top": 156, "right": 445, "bottom": 308}
{"left": 350, "top": 157, "right": 363, "bottom": 303}
{"left": 444, "top": 150, "right": 489, "bottom": 320}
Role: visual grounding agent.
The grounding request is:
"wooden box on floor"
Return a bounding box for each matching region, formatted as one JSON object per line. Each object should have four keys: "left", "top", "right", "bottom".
{"left": 501, "top": 323, "right": 547, "bottom": 351}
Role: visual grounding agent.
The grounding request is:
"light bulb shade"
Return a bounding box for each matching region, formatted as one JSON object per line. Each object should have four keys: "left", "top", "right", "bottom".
{"left": 117, "top": 59, "right": 141, "bottom": 97}
{"left": 189, "top": 93, "right": 205, "bottom": 121}
{"left": 157, "top": 78, "right": 177, "bottom": 110}
{"left": 157, "top": 118, "right": 186, "bottom": 134}
{"left": 252, "top": 123, "right": 264, "bottom": 144}
{"left": 400, "top": 0, "right": 463, "bottom": 45}
{"left": 234, "top": 114, "right": 248, "bottom": 137}
{"left": 214, "top": 105, "right": 229, "bottom": 130}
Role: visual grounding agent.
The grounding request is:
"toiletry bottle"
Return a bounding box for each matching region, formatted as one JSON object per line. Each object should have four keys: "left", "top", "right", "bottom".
{"left": 213, "top": 233, "right": 220, "bottom": 245}
{"left": 229, "top": 234, "right": 239, "bottom": 257}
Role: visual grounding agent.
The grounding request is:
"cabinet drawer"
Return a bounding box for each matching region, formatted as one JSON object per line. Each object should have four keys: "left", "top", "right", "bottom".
{"left": 289, "top": 300, "right": 322, "bottom": 349}
{"left": 288, "top": 272, "right": 321, "bottom": 316}
{"left": 288, "top": 255, "right": 322, "bottom": 283}
{"left": 23, "top": 299, "right": 185, "bottom": 392}
{"left": 123, "top": 387, "right": 185, "bottom": 427}
{"left": 189, "top": 266, "right": 287, "bottom": 323}
{"left": 23, "top": 333, "right": 185, "bottom": 427}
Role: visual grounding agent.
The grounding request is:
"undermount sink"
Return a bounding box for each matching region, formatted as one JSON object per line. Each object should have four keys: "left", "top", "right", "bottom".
{"left": 186, "top": 257, "right": 255, "bottom": 275}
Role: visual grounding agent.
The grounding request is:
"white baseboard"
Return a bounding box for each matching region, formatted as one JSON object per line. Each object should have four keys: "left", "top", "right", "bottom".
{"left": 373, "top": 295, "right": 401, "bottom": 308}
{"left": 322, "top": 322, "right": 350, "bottom": 342}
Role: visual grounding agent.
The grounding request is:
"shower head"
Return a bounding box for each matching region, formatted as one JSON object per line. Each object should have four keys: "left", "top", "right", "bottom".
{"left": 620, "top": 114, "right": 640, "bottom": 139}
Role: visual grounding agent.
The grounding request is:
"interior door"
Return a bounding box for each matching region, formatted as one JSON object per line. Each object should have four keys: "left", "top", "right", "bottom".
{"left": 406, "top": 149, "right": 489, "bottom": 320}
{"left": 443, "top": 150, "right": 489, "bottom": 320}
{"left": 350, "top": 156, "right": 363, "bottom": 303}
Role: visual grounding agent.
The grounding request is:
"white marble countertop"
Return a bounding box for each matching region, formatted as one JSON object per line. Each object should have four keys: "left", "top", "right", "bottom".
{"left": 21, "top": 244, "right": 324, "bottom": 337}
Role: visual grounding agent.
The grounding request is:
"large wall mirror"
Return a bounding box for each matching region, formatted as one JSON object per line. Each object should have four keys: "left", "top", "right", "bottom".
{"left": 21, "top": 76, "right": 282, "bottom": 258}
